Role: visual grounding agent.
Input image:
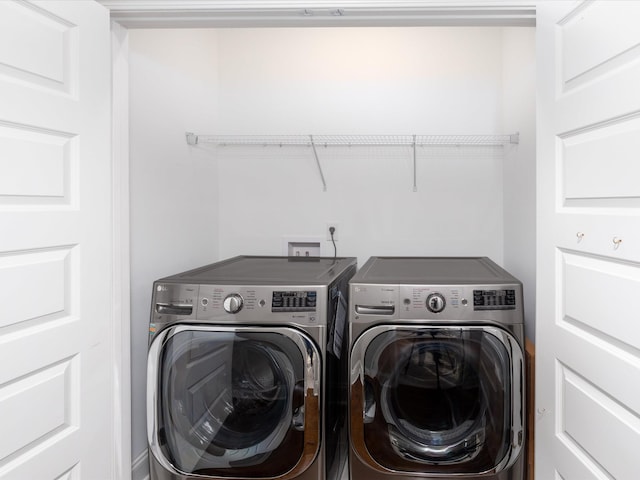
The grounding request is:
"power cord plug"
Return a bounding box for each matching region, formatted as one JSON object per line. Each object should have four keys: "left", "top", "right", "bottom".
{"left": 329, "top": 226, "right": 336, "bottom": 258}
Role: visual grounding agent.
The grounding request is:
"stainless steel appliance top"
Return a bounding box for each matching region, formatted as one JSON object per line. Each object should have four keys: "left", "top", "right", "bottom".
{"left": 158, "top": 255, "right": 357, "bottom": 286}
{"left": 351, "top": 256, "right": 520, "bottom": 285}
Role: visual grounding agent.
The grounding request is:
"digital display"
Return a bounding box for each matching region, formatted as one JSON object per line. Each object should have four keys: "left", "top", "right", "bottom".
{"left": 473, "top": 289, "right": 516, "bottom": 311}
{"left": 272, "top": 291, "right": 317, "bottom": 312}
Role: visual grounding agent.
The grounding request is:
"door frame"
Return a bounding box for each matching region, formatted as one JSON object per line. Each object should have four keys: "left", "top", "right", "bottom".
{"left": 102, "top": 1, "right": 536, "bottom": 477}
{"left": 111, "top": 17, "right": 132, "bottom": 480}
{"left": 102, "top": 0, "right": 536, "bottom": 28}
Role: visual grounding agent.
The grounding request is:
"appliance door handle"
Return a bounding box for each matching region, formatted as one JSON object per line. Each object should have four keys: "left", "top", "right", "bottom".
{"left": 356, "top": 305, "right": 395, "bottom": 315}
{"left": 292, "top": 380, "right": 306, "bottom": 431}
{"left": 155, "top": 302, "right": 193, "bottom": 316}
{"left": 363, "top": 377, "right": 377, "bottom": 424}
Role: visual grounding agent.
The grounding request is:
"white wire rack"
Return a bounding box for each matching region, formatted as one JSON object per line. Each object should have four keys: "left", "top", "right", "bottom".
{"left": 185, "top": 132, "right": 519, "bottom": 191}
{"left": 186, "top": 133, "right": 519, "bottom": 147}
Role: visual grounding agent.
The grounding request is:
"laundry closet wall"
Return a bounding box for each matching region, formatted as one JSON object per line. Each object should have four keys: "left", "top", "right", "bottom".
{"left": 128, "top": 26, "right": 535, "bottom": 477}
{"left": 216, "top": 27, "right": 506, "bottom": 264}
{"left": 129, "top": 29, "right": 221, "bottom": 476}
{"left": 501, "top": 26, "right": 536, "bottom": 350}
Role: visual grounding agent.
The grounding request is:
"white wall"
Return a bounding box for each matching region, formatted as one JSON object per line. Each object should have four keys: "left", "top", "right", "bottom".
{"left": 501, "top": 27, "right": 536, "bottom": 341}
{"left": 129, "top": 29, "right": 221, "bottom": 470}
{"left": 216, "top": 27, "right": 508, "bottom": 266}
{"left": 216, "top": 27, "right": 504, "bottom": 134}
{"left": 128, "top": 25, "right": 536, "bottom": 470}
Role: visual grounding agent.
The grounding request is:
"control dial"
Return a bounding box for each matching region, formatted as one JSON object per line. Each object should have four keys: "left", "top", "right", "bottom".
{"left": 223, "top": 293, "right": 244, "bottom": 314}
{"left": 426, "top": 293, "right": 446, "bottom": 313}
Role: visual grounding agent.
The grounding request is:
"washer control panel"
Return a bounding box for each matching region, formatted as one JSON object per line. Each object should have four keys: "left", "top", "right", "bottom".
{"left": 352, "top": 283, "right": 521, "bottom": 323}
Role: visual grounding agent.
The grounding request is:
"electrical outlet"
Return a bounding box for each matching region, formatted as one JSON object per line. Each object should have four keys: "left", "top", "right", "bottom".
{"left": 327, "top": 223, "right": 339, "bottom": 241}
{"left": 287, "top": 241, "right": 321, "bottom": 257}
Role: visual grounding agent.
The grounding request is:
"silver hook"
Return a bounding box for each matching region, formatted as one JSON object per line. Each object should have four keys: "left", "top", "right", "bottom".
{"left": 613, "top": 237, "right": 622, "bottom": 249}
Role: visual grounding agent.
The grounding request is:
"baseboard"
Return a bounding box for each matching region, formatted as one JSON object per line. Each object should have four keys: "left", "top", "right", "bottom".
{"left": 132, "top": 450, "right": 149, "bottom": 480}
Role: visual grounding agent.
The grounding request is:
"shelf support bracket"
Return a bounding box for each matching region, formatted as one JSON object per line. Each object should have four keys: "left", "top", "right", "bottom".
{"left": 185, "top": 132, "right": 198, "bottom": 145}
{"left": 412, "top": 134, "right": 417, "bottom": 192}
{"left": 309, "top": 135, "right": 327, "bottom": 192}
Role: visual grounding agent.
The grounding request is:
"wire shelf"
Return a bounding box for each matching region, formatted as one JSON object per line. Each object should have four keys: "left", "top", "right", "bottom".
{"left": 185, "top": 132, "right": 519, "bottom": 191}
{"left": 186, "top": 133, "right": 519, "bottom": 147}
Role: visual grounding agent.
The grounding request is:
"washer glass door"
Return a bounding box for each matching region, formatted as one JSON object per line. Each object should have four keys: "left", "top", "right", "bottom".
{"left": 148, "top": 325, "right": 321, "bottom": 478}
{"left": 350, "top": 325, "right": 523, "bottom": 475}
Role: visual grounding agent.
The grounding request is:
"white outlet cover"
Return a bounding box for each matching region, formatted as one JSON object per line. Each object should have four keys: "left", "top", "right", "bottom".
{"left": 282, "top": 236, "right": 325, "bottom": 256}
{"left": 288, "top": 241, "right": 321, "bottom": 257}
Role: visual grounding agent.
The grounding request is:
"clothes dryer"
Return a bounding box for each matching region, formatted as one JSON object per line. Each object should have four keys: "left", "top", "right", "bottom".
{"left": 348, "top": 257, "right": 525, "bottom": 480}
{"left": 147, "top": 256, "right": 356, "bottom": 480}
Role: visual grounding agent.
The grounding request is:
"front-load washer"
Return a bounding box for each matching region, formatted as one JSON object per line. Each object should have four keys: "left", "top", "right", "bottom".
{"left": 348, "top": 256, "right": 525, "bottom": 480}
{"left": 147, "top": 255, "right": 356, "bottom": 480}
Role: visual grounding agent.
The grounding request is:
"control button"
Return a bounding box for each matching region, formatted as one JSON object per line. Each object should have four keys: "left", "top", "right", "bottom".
{"left": 201, "top": 298, "right": 209, "bottom": 306}
{"left": 259, "top": 299, "right": 266, "bottom": 307}
{"left": 223, "top": 293, "right": 244, "bottom": 314}
{"left": 461, "top": 298, "right": 468, "bottom": 306}
{"left": 426, "top": 293, "right": 446, "bottom": 313}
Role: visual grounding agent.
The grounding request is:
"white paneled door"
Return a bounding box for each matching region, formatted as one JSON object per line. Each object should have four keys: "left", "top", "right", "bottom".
{"left": 536, "top": 1, "right": 640, "bottom": 479}
{"left": 0, "top": 1, "right": 113, "bottom": 479}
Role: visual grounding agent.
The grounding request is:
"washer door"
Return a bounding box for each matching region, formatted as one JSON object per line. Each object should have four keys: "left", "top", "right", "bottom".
{"left": 350, "top": 325, "right": 523, "bottom": 476}
{"left": 148, "top": 325, "right": 321, "bottom": 478}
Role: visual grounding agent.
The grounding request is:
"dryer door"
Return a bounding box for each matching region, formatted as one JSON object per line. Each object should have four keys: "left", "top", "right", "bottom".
{"left": 350, "top": 325, "right": 523, "bottom": 476}
{"left": 148, "top": 325, "right": 321, "bottom": 478}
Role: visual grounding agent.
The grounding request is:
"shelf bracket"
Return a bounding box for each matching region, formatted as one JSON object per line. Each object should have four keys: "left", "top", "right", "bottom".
{"left": 185, "top": 132, "right": 198, "bottom": 145}
{"left": 309, "top": 135, "right": 327, "bottom": 192}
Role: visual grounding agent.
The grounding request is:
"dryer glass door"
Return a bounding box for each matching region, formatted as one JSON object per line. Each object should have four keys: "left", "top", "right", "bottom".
{"left": 350, "top": 325, "right": 523, "bottom": 475}
{"left": 148, "top": 325, "right": 321, "bottom": 478}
